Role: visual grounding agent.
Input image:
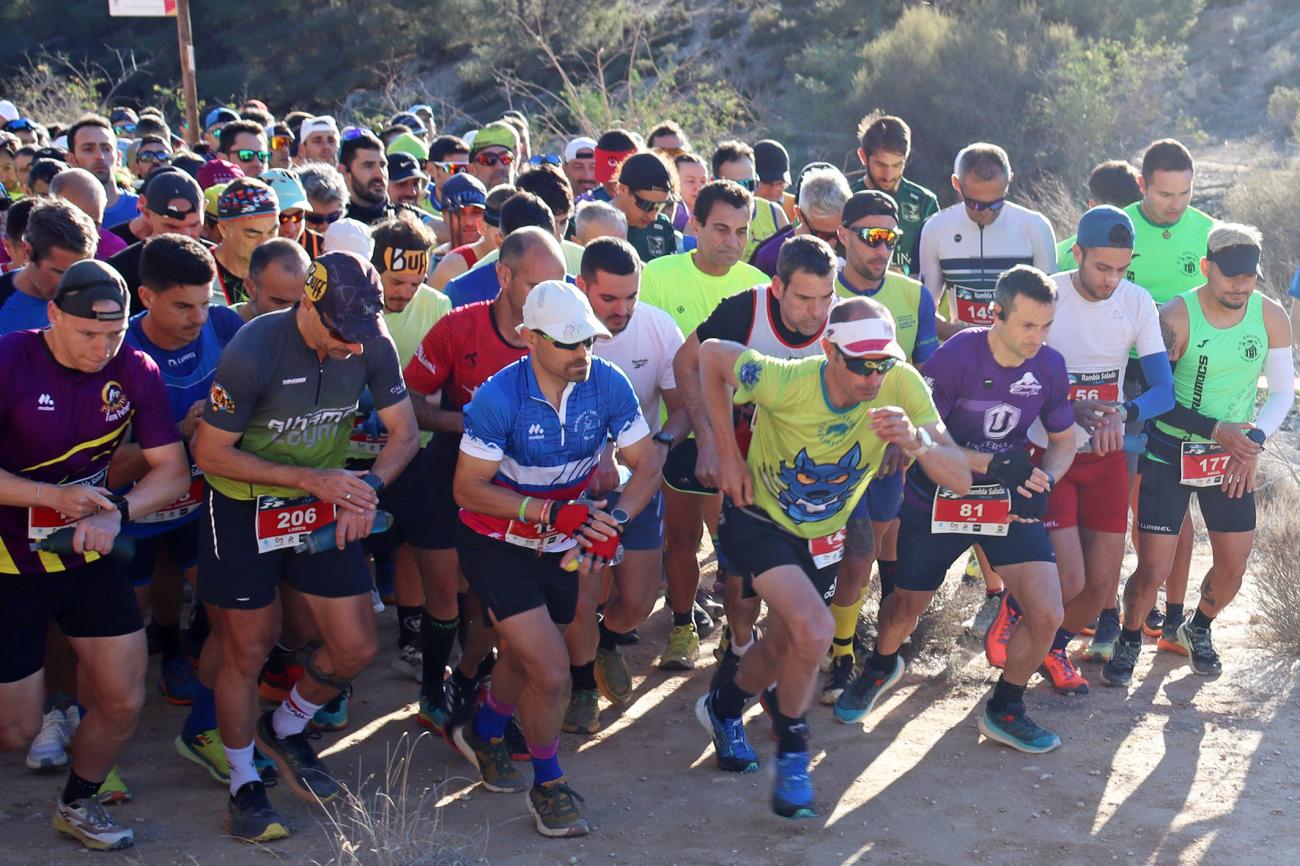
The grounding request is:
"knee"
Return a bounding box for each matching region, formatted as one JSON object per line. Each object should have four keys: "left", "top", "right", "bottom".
{"left": 328, "top": 634, "right": 378, "bottom": 678}
{"left": 96, "top": 679, "right": 146, "bottom": 725}
{"left": 525, "top": 658, "right": 570, "bottom": 698}
{"left": 224, "top": 635, "right": 275, "bottom": 678}
{"left": 1024, "top": 597, "right": 1064, "bottom": 635}
{"left": 788, "top": 605, "right": 835, "bottom": 657}
{"left": 888, "top": 592, "right": 928, "bottom": 623}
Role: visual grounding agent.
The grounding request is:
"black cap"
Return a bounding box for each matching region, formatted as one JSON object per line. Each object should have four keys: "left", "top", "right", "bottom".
{"left": 841, "top": 190, "right": 899, "bottom": 226}
{"left": 143, "top": 169, "right": 203, "bottom": 219}
{"left": 304, "top": 251, "right": 384, "bottom": 343}
{"left": 754, "top": 139, "right": 791, "bottom": 184}
{"left": 33, "top": 146, "right": 67, "bottom": 163}
{"left": 54, "top": 260, "right": 128, "bottom": 321}
{"left": 387, "top": 152, "right": 429, "bottom": 183}
{"left": 616, "top": 152, "right": 672, "bottom": 193}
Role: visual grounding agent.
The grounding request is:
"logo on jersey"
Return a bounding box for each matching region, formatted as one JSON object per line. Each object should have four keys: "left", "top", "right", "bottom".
{"left": 37, "top": 393, "right": 55, "bottom": 411}
{"left": 631, "top": 358, "right": 648, "bottom": 369}
{"left": 209, "top": 382, "right": 236, "bottom": 414}
{"left": 101, "top": 381, "right": 131, "bottom": 422}
{"left": 1008, "top": 372, "right": 1041, "bottom": 396}
{"left": 738, "top": 360, "right": 762, "bottom": 390}
{"left": 528, "top": 423, "right": 545, "bottom": 439}
{"left": 900, "top": 201, "right": 921, "bottom": 224}
{"left": 767, "top": 443, "right": 867, "bottom": 524}
{"left": 1177, "top": 251, "right": 1200, "bottom": 277}
{"left": 983, "top": 403, "right": 1021, "bottom": 439}
{"left": 1239, "top": 333, "right": 1263, "bottom": 362}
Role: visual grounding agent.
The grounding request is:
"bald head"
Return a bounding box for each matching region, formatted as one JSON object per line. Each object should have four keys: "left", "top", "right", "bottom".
{"left": 499, "top": 225, "right": 565, "bottom": 272}
{"left": 828, "top": 294, "right": 888, "bottom": 325}
{"left": 50, "top": 167, "right": 107, "bottom": 226}
{"left": 496, "top": 225, "right": 566, "bottom": 310}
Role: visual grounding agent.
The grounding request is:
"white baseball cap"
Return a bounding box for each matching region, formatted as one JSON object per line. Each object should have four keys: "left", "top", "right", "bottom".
{"left": 825, "top": 316, "right": 906, "bottom": 360}
{"left": 323, "top": 217, "right": 374, "bottom": 260}
{"left": 300, "top": 115, "right": 339, "bottom": 140}
{"left": 517, "top": 279, "right": 611, "bottom": 343}
{"left": 564, "top": 136, "right": 597, "bottom": 163}
{"left": 0, "top": 100, "right": 19, "bottom": 123}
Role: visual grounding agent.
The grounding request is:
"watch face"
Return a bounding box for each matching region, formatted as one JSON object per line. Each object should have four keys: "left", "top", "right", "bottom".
{"left": 611, "top": 507, "right": 631, "bottom": 525}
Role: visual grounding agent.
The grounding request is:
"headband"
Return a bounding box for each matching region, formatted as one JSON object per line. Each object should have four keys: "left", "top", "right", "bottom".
{"left": 376, "top": 245, "right": 429, "bottom": 277}
{"left": 1206, "top": 243, "right": 1260, "bottom": 278}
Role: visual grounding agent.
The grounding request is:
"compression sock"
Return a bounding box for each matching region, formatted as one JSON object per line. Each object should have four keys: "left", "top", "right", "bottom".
{"left": 772, "top": 708, "right": 811, "bottom": 755}
{"left": 1050, "top": 628, "right": 1075, "bottom": 653}
{"left": 672, "top": 609, "right": 693, "bottom": 627}
{"left": 710, "top": 676, "right": 754, "bottom": 720}
{"left": 1120, "top": 627, "right": 1143, "bottom": 645}
{"left": 472, "top": 691, "right": 514, "bottom": 742}
{"left": 988, "top": 677, "right": 1027, "bottom": 714}
{"left": 455, "top": 593, "right": 469, "bottom": 651}
{"left": 597, "top": 617, "right": 625, "bottom": 651}
{"left": 830, "top": 595, "right": 864, "bottom": 659}
{"left": 1165, "top": 603, "right": 1185, "bottom": 627}
{"left": 271, "top": 684, "right": 323, "bottom": 739}
{"left": 61, "top": 771, "right": 102, "bottom": 806}
{"left": 1191, "top": 608, "right": 1214, "bottom": 630}
{"left": 224, "top": 743, "right": 259, "bottom": 797}
{"left": 878, "top": 559, "right": 898, "bottom": 601}
{"left": 570, "top": 662, "right": 597, "bottom": 692}
{"left": 869, "top": 647, "right": 899, "bottom": 676}
{"left": 420, "top": 613, "right": 459, "bottom": 701}
{"left": 183, "top": 683, "right": 217, "bottom": 738}
{"left": 155, "top": 621, "right": 183, "bottom": 662}
{"left": 528, "top": 737, "right": 563, "bottom": 786}
{"left": 397, "top": 605, "right": 422, "bottom": 649}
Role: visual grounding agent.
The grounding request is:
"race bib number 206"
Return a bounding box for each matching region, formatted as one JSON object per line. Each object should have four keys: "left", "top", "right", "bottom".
{"left": 255, "top": 495, "right": 336, "bottom": 553}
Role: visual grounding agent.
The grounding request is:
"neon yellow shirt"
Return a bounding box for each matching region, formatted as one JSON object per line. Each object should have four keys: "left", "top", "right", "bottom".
{"left": 640, "top": 251, "right": 766, "bottom": 338}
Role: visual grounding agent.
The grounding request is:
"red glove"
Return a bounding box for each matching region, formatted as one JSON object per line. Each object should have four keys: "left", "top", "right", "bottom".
{"left": 551, "top": 502, "right": 593, "bottom": 537}
{"left": 587, "top": 531, "right": 621, "bottom": 563}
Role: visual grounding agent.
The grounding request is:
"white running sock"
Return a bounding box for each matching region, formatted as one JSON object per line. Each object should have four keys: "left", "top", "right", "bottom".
{"left": 732, "top": 628, "right": 757, "bottom": 657}
{"left": 271, "top": 684, "right": 324, "bottom": 740}
{"left": 226, "top": 743, "right": 259, "bottom": 796}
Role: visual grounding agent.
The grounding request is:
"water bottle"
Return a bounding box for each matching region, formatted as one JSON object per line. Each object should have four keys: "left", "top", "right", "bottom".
{"left": 33, "top": 528, "right": 137, "bottom": 562}
{"left": 297, "top": 510, "right": 394, "bottom": 554}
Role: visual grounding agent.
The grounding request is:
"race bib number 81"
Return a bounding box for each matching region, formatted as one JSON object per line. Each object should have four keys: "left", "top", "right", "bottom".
{"left": 931, "top": 483, "right": 1011, "bottom": 536}
{"left": 255, "top": 495, "right": 336, "bottom": 553}
{"left": 1180, "top": 442, "right": 1229, "bottom": 488}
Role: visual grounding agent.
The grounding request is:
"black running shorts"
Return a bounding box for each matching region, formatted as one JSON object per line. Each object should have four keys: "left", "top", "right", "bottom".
{"left": 455, "top": 520, "right": 579, "bottom": 625}
{"left": 717, "top": 502, "right": 839, "bottom": 604}
{"left": 1135, "top": 455, "right": 1255, "bottom": 535}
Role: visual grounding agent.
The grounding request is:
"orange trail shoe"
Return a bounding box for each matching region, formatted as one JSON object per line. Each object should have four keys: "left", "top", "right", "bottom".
{"left": 983, "top": 593, "right": 1021, "bottom": 670}
{"left": 1039, "top": 648, "right": 1090, "bottom": 695}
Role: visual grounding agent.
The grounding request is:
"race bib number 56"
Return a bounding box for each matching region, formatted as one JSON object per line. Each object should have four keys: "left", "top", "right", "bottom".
{"left": 931, "top": 483, "right": 1011, "bottom": 536}
{"left": 255, "top": 495, "right": 335, "bottom": 553}
{"left": 1068, "top": 369, "right": 1120, "bottom": 403}
{"left": 1180, "top": 442, "right": 1229, "bottom": 488}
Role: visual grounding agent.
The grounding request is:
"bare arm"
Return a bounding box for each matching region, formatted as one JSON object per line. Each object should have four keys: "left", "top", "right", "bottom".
{"left": 409, "top": 387, "right": 466, "bottom": 433}
{"left": 670, "top": 332, "right": 708, "bottom": 447}
{"left": 370, "top": 397, "right": 420, "bottom": 487}
{"left": 699, "top": 338, "right": 753, "bottom": 505}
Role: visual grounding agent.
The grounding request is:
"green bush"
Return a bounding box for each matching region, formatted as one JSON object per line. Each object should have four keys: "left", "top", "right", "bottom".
{"left": 1267, "top": 85, "right": 1300, "bottom": 140}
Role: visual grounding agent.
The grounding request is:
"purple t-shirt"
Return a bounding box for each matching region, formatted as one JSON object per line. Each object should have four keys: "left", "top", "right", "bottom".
{"left": 904, "top": 327, "right": 1073, "bottom": 508}
{"left": 0, "top": 330, "right": 179, "bottom": 573}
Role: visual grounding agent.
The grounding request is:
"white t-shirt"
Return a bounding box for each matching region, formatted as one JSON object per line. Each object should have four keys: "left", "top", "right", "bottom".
{"left": 594, "top": 301, "right": 683, "bottom": 432}
{"left": 1029, "top": 270, "right": 1164, "bottom": 449}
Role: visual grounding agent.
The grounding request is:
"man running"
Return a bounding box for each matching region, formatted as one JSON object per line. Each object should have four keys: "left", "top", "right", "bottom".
{"left": 854, "top": 112, "right": 940, "bottom": 277}
{"left": 452, "top": 279, "right": 660, "bottom": 837}
{"left": 192, "top": 250, "right": 418, "bottom": 842}
{"left": 835, "top": 265, "right": 1076, "bottom": 754}
{"left": 0, "top": 260, "right": 188, "bottom": 851}
{"left": 1102, "top": 225, "right": 1292, "bottom": 686}
{"left": 697, "top": 295, "right": 967, "bottom": 817}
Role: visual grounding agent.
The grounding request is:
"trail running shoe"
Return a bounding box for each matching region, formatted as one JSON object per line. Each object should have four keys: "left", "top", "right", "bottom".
{"left": 834, "top": 656, "right": 904, "bottom": 724}
{"left": 693, "top": 600, "right": 716, "bottom": 637}
{"left": 1080, "top": 617, "right": 1098, "bottom": 637}
{"left": 819, "top": 654, "right": 855, "bottom": 705}
{"left": 660, "top": 623, "right": 699, "bottom": 671}
{"left": 26, "top": 708, "right": 70, "bottom": 771}
{"left": 96, "top": 766, "right": 131, "bottom": 805}
{"left": 258, "top": 655, "right": 303, "bottom": 704}
{"left": 962, "top": 551, "right": 981, "bottom": 583}
{"left": 528, "top": 778, "right": 590, "bottom": 837}
{"left": 1176, "top": 620, "right": 1222, "bottom": 676}
{"left": 594, "top": 645, "right": 633, "bottom": 704}
{"left": 1085, "top": 609, "right": 1122, "bottom": 663}
{"left": 615, "top": 628, "right": 639, "bottom": 646}
{"left": 451, "top": 721, "right": 527, "bottom": 793}
{"left": 1142, "top": 606, "right": 1165, "bottom": 638}
{"left": 694, "top": 693, "right": 758, "bottom": 773}
{"left": 562, "top": 689, "right": 601, "bottom": 735}
{"left": 1039, "top": 648, "right": 1090, "bottom": 695}
{"left": 772, "top": 751, "right": 817, "bottom": 819}
{"left": 389, "top": 643, "right": 424, "bottom": 683}
{"left": 1157, "top": 618, "right": 1189, "bottom": 657}
{"left": 417, "top": 695, "right": 451, "bottom": 739}
{"left": 443, "top": 674, "right": 480, "bottom": 731}
{"left": 983, "top": 593, "right": 1020, "bottom": 669}
{"left": 159, "top": 655, "right": 199, "bottom": 705}
{"left": 309, "top": 685, "right": 351, "bottom": 732}
{"left": 696, "top": 590, "right": 725, "bottom": 620}
{"left": 53, "top": 798, "right": 133, "bottom": 851}
{"left": 978, "top": 703, "right": 1061, "bottom": 753}
{"left": 1100, "top": 637, "right": 1141, "bottom": 687}
{"left": 175, "top": 728, "right": 231, "bottom": 784}
{"left": 227, "top": 781, "right": 289, "bottom": 843}
{"left": 254, "top": 711, "right": 341, "bottom": 803}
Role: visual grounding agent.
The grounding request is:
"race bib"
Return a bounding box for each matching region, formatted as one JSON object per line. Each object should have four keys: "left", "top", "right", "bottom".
{"left": 931, "top": 483, "right": 1011, "bottom": 536}
{"left": 27, "top": 505, "right": 77, "bottom": 541}
{"left": 348, "top": 417, "right": 387, "bottom": 456}
{"left": 1180, "top": 441, "right": 1230, "bottom": 488}
{"left": 808, "top": 528, "right": 846, "bottom": 569}
{"left": 1068, "top": 369, "right": 1120, "bottom": 403}
{"left": 254, "top": 495, "right": 336, "bottom": 554}
{"left": 503, "top": 519, "right": 568, "bottom": 552}
{"left": 953, "top": 285, "right": 995, "bottom": 326}
{"left": 136, "top": 469, "right": 206, "bottom": 525}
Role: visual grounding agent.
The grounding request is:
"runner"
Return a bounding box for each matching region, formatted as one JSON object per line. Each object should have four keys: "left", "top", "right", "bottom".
{"left": 211, "top": 178, "right": 279, "bottom": 306}
{"left": 217, "top": 120, "right": 269, "bottom": 179}
{"left": 710, "top": 140, "right": 789, "bottom": 261}
{"left": 696, "top": 295, "right": 966, "bottom": 817}
{"left": 104, "top": 169, "right": 206, "bottom": 306}
{"left": 835, "top": 265, "right": 1076, "bottom": 754}
{"left": 0, "top": 198, "right": 97, "bottom": 334}
{"left": 296, "top": 116, "right": 340, "bottom": 166}
{"left": 427, "top": 174, "right": 494, "bottom": 290}
{"left": 442, "top": 191, "right": 560, "bottom": 308}
{"left": 466, "top": 122, "right": 518, "bottom": 189}
{"left": 451, "top": 279, "right": 660, "bottom": 837}
{"left": 403, "top": 227, "right": 565, "bottom": 735}
{"left": 1102, "top": 225, "right": 1292, "bottom": 686}
{"left": 1052, "top": 160, "right": 1142, "bottom": 264}
{"left": 987, "top": 207, "right": 1173, "bottom": 693}
{"left": 0, "top": 259, "right": 188, "bottom": 850}
{"left": 64, "top": 114, "right": 138, "bottom": 231}
{"left": 609, "top": 152, "right": 682, "bottom": 262}
{"left": 562, "top": 136, "right": 598, "bottom": 198}
{"left": 750, "top": 166, "right": 851, "bottom": 278}
{"left": 564, "top": 237, "right": 689, "bottom": 733}
{"left": 339, "top": 130, "right": 392, "bottom": 226}
{"left": 917, "top": 142, "right": 1056, "bottom": 339}
{"left": 855, "top": 112, "right": 940, "bottom": 276}
{"left": 236, "top": 238, "right": 310, "bottom": 321}
{"left": 821, "top": 189, "right": 940, "bottom": 703}
{"left": 573, "top": 200, "right": 628, "bottom": 245}
{"left": 191, "top": 250, "right": 419, "bottom": 842}
{"left": 297, "top": 161, "right": 349, "bottom": 260}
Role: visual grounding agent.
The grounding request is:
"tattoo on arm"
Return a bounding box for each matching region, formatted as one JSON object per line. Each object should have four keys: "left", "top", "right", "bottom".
{"left": 1161, "top": 318, "right": 1178, "bottom": 356}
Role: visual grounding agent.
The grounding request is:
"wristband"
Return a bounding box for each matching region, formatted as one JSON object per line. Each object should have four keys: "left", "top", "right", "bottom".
{"left": 519, "top": 496, "right": 533, "bottom": 522}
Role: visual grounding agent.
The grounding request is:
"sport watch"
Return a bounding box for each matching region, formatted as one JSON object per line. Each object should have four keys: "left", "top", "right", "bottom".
{"left": 610, "top": 507, "right": 631, "bottom": 526}
{"left": 652, "top": 431, "right": 675, "bottom": 448}
{"left": 1246, "top": 428, "right": 1266, "bottom": 447}
{"left": 907, "top": 426, "right": 936, "bottom": 456}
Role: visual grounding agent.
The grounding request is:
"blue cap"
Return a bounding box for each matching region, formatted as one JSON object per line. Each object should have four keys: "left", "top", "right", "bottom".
{"left": 1076, "top": 205, "right": 1134, "bottom": 249}
{"left": 203, "top": 107, "right": 240, "bottom": 130}
{"left": 441, "top": 173, "right": 487, "bottom": 212}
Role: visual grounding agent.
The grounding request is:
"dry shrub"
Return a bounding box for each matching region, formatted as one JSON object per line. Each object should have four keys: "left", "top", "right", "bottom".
{"left": 1250, "top": 465, "right": 1300, "bottom": 655}
{"left": 1224, "top": 157, "right": 1300, "bottom": 301}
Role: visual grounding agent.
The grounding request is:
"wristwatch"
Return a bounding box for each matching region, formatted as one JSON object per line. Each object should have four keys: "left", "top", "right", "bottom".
{"left": 1246, "top": 428, "right": 1266, "bottom": 446}
{"left": 906, "top": 426, "right": 936, "bottom": 456}
{"left": 361, "top": 472, "right": 385, "bottom": 493}
{"left": 652, "top": 430, "right": 675, "bottom": 449}
{"left": 610, "top": 507, "right": 631, "bottom": 526}
{"left": 111, "top": 495, "right": 131, "bottom": 524}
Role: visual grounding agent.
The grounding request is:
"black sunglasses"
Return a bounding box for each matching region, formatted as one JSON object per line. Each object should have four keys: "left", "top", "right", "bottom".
{"left": 540, "top": 332, "right": 595, "bottom": 351}
{"left": 305, "top": 210, "right": 342, "bottom": 226}
{"left": 963, "top": 196, "right": 1005, "bottom": 213}
{"left": 631, "top": 191, "right": 672, "bottom": 213}
{"left": 839, "top": 349, "right": 897, "bottom": 377}
{"left": 137, "top": 151, "right": 173, "bottom": 164}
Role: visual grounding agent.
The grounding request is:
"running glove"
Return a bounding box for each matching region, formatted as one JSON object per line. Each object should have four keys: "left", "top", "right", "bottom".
{"left": 552, "top": 502, "right": 594, "bottom": 536}
{"left": 986, "top": 450, "right": 1036, "bottom": 489}
{"left": 1010, "top": 488, "right": 1050, "bottom": 521}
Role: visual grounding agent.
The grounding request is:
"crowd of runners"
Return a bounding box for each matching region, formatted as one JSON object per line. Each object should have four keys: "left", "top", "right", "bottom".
{"left": 0, "top": 94, "right": 1292, "bottom": 850}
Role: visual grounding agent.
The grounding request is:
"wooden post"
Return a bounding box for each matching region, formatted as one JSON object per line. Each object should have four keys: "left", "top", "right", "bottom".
{"left": 175, "top": 0, "right": 200, "bottom": 146}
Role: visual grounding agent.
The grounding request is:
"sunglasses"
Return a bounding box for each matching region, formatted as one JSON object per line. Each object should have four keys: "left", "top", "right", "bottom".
{"left": 270, "top": 135, "right": 292, "bottom": 150}
{"left": 137, "top": 150, "right": 172, "bottom": 164}
{"left": 631, "top": 191, "right": 672, "bottom": 213}
{"left": 540, "top": 332, "right": 595, "bottom": 351}
{"left": 305, "top": 210, "right": 342, "bottom": 227}
{"left": 278, "top": 211, "right": 304, "bottom": 225}
{"left": 234, "top": 149, "right": 271, "bottom": 163}
{"left": 474, "top": 151, "right": 513, "bottom": 167}
{"left": 318, "top": 310, "right": 350, "bottom": 343}
{"left": 529, "top": 154, "right": 562, "bottom": 166}
{"left": 848, "top": 226, "right": 901, "bottom": 249}
{"left": 807, "top": 225, "right": 839, "bottom": 243}
{"left": 839, "top": 351, "right": 897, "bottom": 377}
{"left": 114, "top": 123, "right": 137, "bottom": 135}
{"left": 963, "top": 196, "right": 1005, "bottom": 213}
{"left": 432, "top": 161, "right": 469, "bottom": 174}
{"left": 734, "top": 178, "right": 756, "bottom": 193}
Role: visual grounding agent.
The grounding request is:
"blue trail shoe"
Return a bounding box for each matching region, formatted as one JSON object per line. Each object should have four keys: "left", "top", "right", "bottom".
{"left": 694, "top": 694, "right": 758, "bottom": 773}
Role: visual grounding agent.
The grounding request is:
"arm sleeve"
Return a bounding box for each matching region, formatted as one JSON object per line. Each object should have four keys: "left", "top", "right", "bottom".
{"left": 1289, "top": 266, "right": 1300, "bottom": 301}
{"left": 695, "top": 291, "right": 756, "bottom": 343}
{"left": 459, "top": 383, "right": 511, "bottom": 462}
{"left": 911, "top": 286, "right": 940, "bottom": 364}
{"left": 603, "top": 363, "right": 651, "bottom": 447}
{"left": 1129, "top": 351, "right": 1175, "bottom": 423}
{"left": 202, "top": 332, "right": 268, "bottom": 433}
{"left": 1255, "top": 347, "right": 1296, "bottom": 436}
{"left": 365, "top": 333, "right": 408, "bottom": 411}
{"left": 402, "top": 316, "right": 454, "bottom": 395}
{"left": 1031, "top": 213, "right": 1058, "bottom": 274}
{"left": 129, "top": 352, "right": 183, "bottom": 449}
{"left": 918, "top": 218, "right": 942, "bottom": 302}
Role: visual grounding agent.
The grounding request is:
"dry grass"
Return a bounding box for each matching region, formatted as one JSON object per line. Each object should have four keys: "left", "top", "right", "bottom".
{"left": 1249, "top": 457, "right": 1300, "bottom": 656}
